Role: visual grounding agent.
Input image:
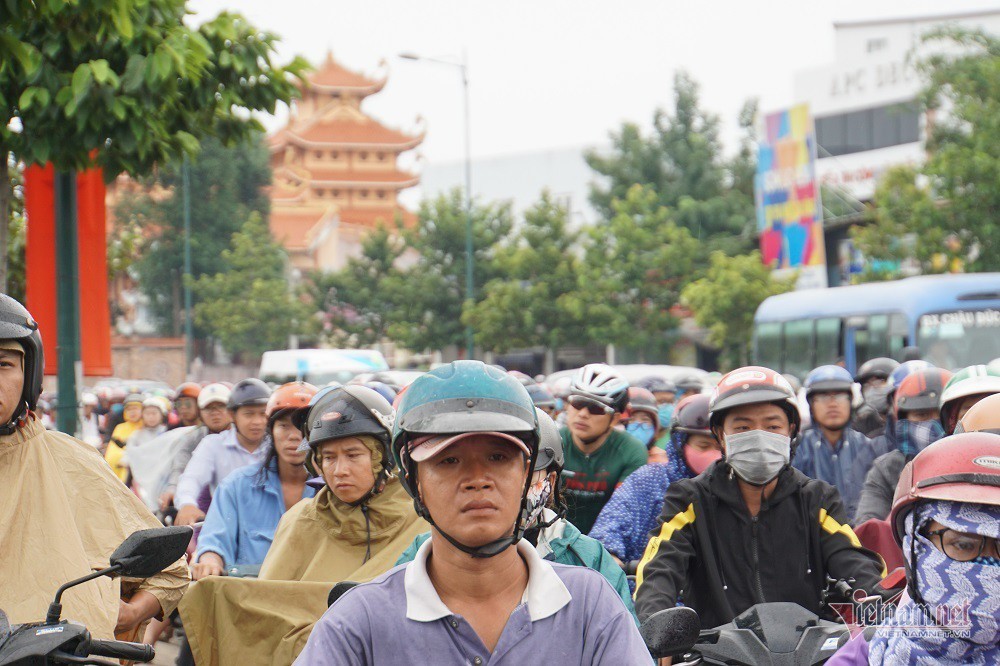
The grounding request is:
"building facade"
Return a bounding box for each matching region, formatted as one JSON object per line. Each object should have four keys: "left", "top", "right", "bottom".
{"left": 268, "top": 53, "right": 424, "bottom": 272}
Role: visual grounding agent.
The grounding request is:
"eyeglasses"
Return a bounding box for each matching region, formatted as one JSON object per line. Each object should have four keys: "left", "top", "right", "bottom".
{"left": 567, "top": 397, "right": 613, "bottom": 416}
{"left": 812, "top": 392, "right": 851, "bottom": 405}
{"left": 925, "top": 527, "right": 1000, "bottom": 562}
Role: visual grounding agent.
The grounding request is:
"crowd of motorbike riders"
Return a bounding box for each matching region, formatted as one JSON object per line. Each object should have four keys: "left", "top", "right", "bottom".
{"left": 1, "top": 291, "right": 998, "bottom": 665}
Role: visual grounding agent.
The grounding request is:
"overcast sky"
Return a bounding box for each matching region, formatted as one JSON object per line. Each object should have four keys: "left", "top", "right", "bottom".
{"left": 191, "top": 0, "right": 1000, "bottom": 167}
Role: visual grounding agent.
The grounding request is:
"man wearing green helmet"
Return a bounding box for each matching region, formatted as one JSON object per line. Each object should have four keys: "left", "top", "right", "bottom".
{"left": 939, "top": 364, "right": 1000, "bottom": 435}
{"left": 295, "top": 361, "right": 649, "bottom": 665}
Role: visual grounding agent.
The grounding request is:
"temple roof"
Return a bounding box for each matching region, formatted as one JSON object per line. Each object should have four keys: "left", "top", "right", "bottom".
{"left": 269, "top": 210, "right": 331, "bottom": 250}
{"left": 275, "top": 166, "right": 420, "bottom": 189}
{"left": 305, "top": 52, "right": 387, "bottom": 97}
{"left": 271, "top": 115, "right": 424, "bottom": 151}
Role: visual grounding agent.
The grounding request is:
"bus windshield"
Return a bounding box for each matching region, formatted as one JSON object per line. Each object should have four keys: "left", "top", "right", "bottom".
{"left": 918, "top": 309, "right": 1000, "bottom": 369}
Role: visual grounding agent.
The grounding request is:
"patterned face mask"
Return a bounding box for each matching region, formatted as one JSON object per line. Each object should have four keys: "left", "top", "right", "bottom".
{"left": 895, "top": 419, "right": 945, "bottom": 458}
{"left": 869, "top": 501, "right": 1000, "bottom": 665}
{"left": 524, "top": 473, "right": 553, "bottom": 529}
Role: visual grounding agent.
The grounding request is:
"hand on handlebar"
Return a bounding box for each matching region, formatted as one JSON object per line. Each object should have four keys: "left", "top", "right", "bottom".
{"left": 158, "top": 491, "right": 175, "bottom": 512}
{"left": 191, "top": 552, "right": 225, "bottom": 581}
{"left": 175, "top": 504, "right": 205, "bottom": 526}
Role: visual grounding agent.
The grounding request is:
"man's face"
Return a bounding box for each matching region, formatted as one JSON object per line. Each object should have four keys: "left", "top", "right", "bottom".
{"left": 176, "top": 396, "right": 199, "bottom": 423}
{"left": 271, "top": 415, "right": 306, "bottom": 467}
{"left": 566, "top": 398, "right": 617, "bottom": 441}
{"left": 418, "top": 436, "right": 529, "bottom": 549}
{"left": 0, "top": 349, "right": 24, "bottom": 424}
{"left": 233, "top": 404, "right": 267, "bottom": 443}
{"left": 201, "top": 403, "right": 232, "bottom": 433}
{"left": 863, "top": 377, "right": 888, "bottom": 391}
{"left": 123, "top": 403, "right": 142, "bottom": 423}
{"left": 718, "top": 402, "right": 792, "bottom": 449}
{"left": 904, "top": 408, "right": 939, "bottom": 423}
{"left": 141, "top": 406, "right": 163, "bottom": 428}
{"left": 809, "top": 390, "right": 851, "bottom": 431}
{"left": 318, "top": 437, "right": 375, "bottom": 504}
{"left": 652, "top": 391, "right": 676, "bottom": 405}
{"left": 956, "top": 394, "right": 990, "bottom": 424}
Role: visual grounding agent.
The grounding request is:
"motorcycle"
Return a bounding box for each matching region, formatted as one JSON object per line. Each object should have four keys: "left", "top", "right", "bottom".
{"left": 0, "top": 526, "right": 192, "bottom": 666}
{"left": 641, "top": 574, "right": 904, "bottom": 665}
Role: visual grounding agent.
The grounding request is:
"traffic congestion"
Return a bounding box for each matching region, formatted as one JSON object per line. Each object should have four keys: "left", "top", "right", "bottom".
{"left": 1, "top": 289, "right": 998, "bottom": 665}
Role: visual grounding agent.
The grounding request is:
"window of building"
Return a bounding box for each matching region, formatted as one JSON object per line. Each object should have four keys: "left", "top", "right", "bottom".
{"left": 332, "top": 189, "right": 340, "bottom": 198}
{"left": 866, "top": 38, "right": 887, "bottom": 53}
{"left": 360, "top": 189, "right": 368, "bottom": 198}
{"left": 314, "top": 151, "right": 323, "bottom": 159}
{"left": 359, "top": 152, "right": 368, "bottom": 161}
{"left": 377, "top": 190, "right": 386, "bottom": 199}
{"left": 816, "top": 101, "right": 919, "bottom": 157}
{"left": 377, "top": 152, "right": 386, "bottom": 161}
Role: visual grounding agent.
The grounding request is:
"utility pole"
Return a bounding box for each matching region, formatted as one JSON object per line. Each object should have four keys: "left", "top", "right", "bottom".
{"left": 54, "top": 170, "right": 81, "bottom": 435}
{"left": 183, "top": 155, "right": 193, "bottom": 377}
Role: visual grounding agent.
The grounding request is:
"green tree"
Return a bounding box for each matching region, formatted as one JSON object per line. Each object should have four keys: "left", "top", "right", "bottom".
{"left": 855, "top": 27, "right": 1000, "bottom": 274}
{"left": 191, "top": 213, "right": 308, "bottom": 360}
{"left": 464, "top": 192, "right": 588, "bottom": 367}
{"left": 585, "top": 72, "right": 755, "bottom": 253}
{"left": 0, "top": 0, "right": 308, "bottom": 289}
{"left": 681, "top": 251, "right": 795, "bottom": 368}
{"left": 573, "top": 185, "right": 699, "bottom": 360}
{"left": 309, "top": 223, "right": 405, "bottom": 347}
{"left": 388, "top": 189, "right": 513, "bottom": 353}
{"left": 121, "top": 135, "right": 272, "bottom": 335}
{"left": 3, "top": 155, "right": 26, "bottom": 302}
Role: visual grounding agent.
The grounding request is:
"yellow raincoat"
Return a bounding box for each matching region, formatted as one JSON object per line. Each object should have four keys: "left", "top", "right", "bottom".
{"left": 179, "top": 477, "right": 428, "bottom": 665}
{"left": 0, "top": 417, "right": 189, "bottom": 640}
{"left": 106, "top": 420, "right": 141, "bottom": 482}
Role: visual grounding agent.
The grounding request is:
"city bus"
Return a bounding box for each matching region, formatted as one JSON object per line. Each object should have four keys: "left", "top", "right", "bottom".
{"left": 752, "top": 273, "right": 1000, "bottom": 378}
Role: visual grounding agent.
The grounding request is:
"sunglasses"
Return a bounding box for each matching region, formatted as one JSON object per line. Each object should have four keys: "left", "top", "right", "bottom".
{"left": 568, "top": 397, "right": 614, "bottom": 416}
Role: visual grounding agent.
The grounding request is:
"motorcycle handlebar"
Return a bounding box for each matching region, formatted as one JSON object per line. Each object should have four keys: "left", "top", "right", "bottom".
{"left": 88, "top": 639, "right": 155, "bottom": 662}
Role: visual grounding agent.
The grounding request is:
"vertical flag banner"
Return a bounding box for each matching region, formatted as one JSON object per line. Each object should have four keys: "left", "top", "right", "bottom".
{"left": 755, "top": 104, "right": 828, "bottom": 289}
{"left": 24, "top": 164, "right": 113, "bottom": 376}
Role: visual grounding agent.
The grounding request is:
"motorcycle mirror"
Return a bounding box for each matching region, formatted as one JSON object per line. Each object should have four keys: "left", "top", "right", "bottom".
{"left": 640, "top": 607, "right": 701, "bottom": 659}
{"left": 328, "top": 581, "right": 358, "bottom": 607}
{"left": 109, "top": 526, "right": 193, "bottom": 578}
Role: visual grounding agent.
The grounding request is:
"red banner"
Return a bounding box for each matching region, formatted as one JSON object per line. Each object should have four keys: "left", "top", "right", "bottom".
{"left": 24, "top": 164, "right": 113, "bottom": 376}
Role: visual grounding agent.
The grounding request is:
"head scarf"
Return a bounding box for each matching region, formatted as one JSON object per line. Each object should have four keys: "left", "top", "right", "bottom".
{"left": 869, "top": 500, "right": 1000, "bottom": 665}
{"left": 663, "top": 431, "right": 696, "bottom": 482}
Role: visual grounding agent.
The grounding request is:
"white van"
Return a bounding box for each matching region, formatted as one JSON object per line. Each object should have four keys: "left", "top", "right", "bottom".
{"left": 259, "top": 349, "right": 390, "bottom": 386}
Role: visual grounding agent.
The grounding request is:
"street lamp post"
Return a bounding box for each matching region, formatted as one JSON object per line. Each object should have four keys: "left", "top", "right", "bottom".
{"left": 399, "top": 51, "right": 475, "bottom": 360}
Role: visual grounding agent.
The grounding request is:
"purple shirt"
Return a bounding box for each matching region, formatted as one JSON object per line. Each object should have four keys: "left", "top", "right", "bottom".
{"left": 174, "top": 427, "right": 268, "bottom": 509}
{"left": 825, "top": 634, "right": 869, "bottom": 665}
{"left": 295, "top": 539, "right": 651, "bottom": 665}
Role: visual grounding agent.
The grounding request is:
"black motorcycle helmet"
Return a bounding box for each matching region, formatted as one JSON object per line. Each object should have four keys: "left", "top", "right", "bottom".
{"left": 0, "top": 294, "right": 44, "bottom": 434}
{"left": 227, "top": 378, "right": 271, "bottom": 410}
{"left": 855, "top": 357, "right": 900, "bottom": 385}
{"left": 296, "top": 385, "right": 396, "bottom": 503}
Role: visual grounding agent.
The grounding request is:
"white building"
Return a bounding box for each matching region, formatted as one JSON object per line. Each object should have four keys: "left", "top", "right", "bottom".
{"left": 795, "top": 8, "right": 1000, "bottom": 202}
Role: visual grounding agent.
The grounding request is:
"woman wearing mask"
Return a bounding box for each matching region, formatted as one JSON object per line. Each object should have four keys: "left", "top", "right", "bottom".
{"left": 395, "top": 409, "right": 637, "bottom": 622}
{"left": 828, "top": 433, "right": 1000, "bottom": 665}
{"left": 855, "top": 367, "right": 952, "bottom": 524}
{"left": 623, "top": 387, "right": 666, "bottom": 463}
{"left": 590, "top": 394, "right": 721, "bottom": 567}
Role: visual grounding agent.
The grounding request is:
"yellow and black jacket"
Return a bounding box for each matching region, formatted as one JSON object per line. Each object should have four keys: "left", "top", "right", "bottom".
{"left": 633, "top": 460, "right": 886, "bottom": 628}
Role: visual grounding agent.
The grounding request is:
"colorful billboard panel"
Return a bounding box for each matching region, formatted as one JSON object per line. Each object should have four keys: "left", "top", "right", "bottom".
{"left": 755, "top": 104, "right": 828, "bottom": 288}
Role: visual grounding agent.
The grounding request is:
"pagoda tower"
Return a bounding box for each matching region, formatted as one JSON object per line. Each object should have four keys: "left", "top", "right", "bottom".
{"left": 268, "top": 52, "right": 424, "bottom": 271}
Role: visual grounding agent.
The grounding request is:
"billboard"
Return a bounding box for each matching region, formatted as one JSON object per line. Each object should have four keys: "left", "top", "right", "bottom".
{"left": 755, "top": 104, "right": 828, "bottom": 289}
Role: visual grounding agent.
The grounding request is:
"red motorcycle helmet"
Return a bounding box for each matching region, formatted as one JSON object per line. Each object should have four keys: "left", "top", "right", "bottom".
{"left": 625, "top": 387, "right": 659, "bottom": 431}
{"left": 266, "top": 381, "right": 319, "bottom": 422}
{"left": 893, "top": 367, "right": 952, "bottom": 417}
{"left": 888, "top": 432, "right": 1000, "bottom": 545}
{"left": 709, "top": 366, "right": 801, "bottom": 436}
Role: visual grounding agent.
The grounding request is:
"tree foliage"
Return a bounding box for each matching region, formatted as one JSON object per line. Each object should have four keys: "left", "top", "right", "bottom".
{"left": 387, "top": 189, "right": 513, "bottom": 353}
{"left": 464, "top": 191, "right": 587, "bottom": 354}
{"left": 309, "top": 223, "right": 405, "bottom": 347}
{"left": 574, "top": 185, "right": 699, "bottom": 359}
{"left": 191, "top": 213, "right": 308, "bottom": 359}
{"left": 585, "top": 71, "right": 755, "bottom": 253}
{"left": 855, "top": 27, "right": 1000, "bottom": 274}
{"left": 681, "top": 251, "right": 795, "bottom": 367}
{"left": 120, "top": 135, "right": 272, "bottom": 335}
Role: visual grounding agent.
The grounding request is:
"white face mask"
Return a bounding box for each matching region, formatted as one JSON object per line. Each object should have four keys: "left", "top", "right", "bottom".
{"left": 724, "top": 430, "right": 791, "bottom": 486}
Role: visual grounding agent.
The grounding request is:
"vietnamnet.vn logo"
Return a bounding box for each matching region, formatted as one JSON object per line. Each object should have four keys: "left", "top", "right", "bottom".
{"left": 829, "top": 589, "right": 973, "bottom": 639}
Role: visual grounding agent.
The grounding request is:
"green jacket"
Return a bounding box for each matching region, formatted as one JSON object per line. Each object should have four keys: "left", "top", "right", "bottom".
{"left": 395, "top": 516, "right": 638, "bottom": 625}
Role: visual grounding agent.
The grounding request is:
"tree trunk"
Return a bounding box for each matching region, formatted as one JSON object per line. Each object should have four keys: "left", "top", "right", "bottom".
{"left": 0, "top": 154, "right": 10, "bottom": 294}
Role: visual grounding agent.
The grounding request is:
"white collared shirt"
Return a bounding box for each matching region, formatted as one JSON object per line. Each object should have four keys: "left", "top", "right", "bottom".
{"left": 404, "top": 537, "right": 573, "bottom": 623}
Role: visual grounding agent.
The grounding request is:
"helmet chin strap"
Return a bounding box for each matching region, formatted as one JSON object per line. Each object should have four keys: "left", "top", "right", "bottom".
{"left": 0, "top": 401, "right": 29, "bottom": 436}
{"left": 406, "top": 448, "right": 534, "bottom": 559}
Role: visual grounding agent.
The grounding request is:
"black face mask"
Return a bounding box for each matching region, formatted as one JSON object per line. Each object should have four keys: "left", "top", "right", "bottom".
{"left": 863, "top": 386, "right": 892, "bottom": 415}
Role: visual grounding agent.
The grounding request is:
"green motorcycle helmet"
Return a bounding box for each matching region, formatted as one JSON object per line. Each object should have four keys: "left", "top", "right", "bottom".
{"left": 392, "top": 360, "right": 539, "bottom": 558}
{"left": 940, "top": 364, "right": 1000, "bottom": 434}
